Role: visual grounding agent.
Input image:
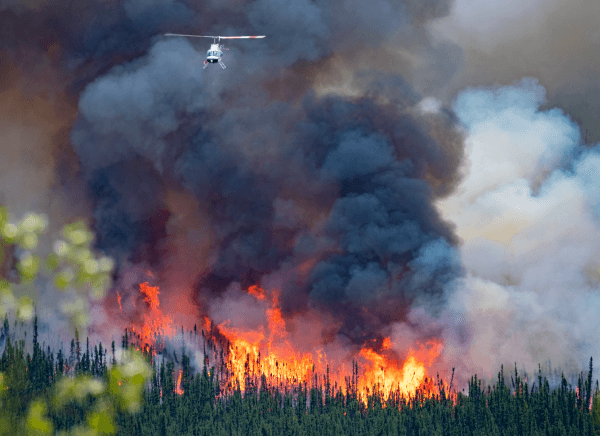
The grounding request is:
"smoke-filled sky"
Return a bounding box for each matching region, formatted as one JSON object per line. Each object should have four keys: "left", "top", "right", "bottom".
{"left": 1, "top": 0, "right": 599, "bottom": 385}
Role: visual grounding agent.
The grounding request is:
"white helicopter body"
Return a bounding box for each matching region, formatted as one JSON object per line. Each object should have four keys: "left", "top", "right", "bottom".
{"left": 164, "top": 34, "right": 265, "bottom": 69}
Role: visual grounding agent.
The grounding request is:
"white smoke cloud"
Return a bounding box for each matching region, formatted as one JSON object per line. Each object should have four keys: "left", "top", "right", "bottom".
{"left": 435, "top": 78, "right": 600, "bottom": 383}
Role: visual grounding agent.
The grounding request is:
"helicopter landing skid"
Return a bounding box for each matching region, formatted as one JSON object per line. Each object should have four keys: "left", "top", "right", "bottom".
{"left": 218, "top": 60, "right": 226, "bottom": 69}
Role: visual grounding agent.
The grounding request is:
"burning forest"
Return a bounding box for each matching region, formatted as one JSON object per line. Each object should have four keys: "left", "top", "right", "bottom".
{"left": 116, "top": 277, "right": 447, "bottom": 404}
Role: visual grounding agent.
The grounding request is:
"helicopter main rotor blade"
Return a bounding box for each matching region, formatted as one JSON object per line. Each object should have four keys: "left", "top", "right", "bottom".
{"left": 164, "top": 34, "right": 219, "bottom": 38}
{"left": 164, "top": 34, "right": 265, "bottom": 39}
{"left": 218, "top": 36, "right": 266, "bottom": 39}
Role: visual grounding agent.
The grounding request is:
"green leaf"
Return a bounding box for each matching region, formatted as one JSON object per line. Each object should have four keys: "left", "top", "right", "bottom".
{"left": 17, "top": 254, "right": 40, "bottom": 282}
{"left": 45, "top": 253, "right": 59, "bottom": 272}
{"left": 0, "top": 417, "right": 10, "bottom": 436}
{"left": 1, "top": 223, "right": 19, "bottom": 243}
{"left": 83, "top": 259, "right": 99, "bottom": 275}
{"left": 88, "top": 411, "right": 115, "bottom": 434}
{"left": 20, "top": 232, "right": 38, "bottom": 250}
{"left": 0, "top": 282, "right": 16, "bottom": 314}
{"left": 63, "top": 222, "right": 93, "bottom": 247}
{"left": 109, "top": 351, "right": 151, "bottom": 413}
{"left": 91, "top": 273, "right": 110, "bottom": 292}
{"left": 98, "top": 257, "right": 114, "bottom": 273}
{"left": 90, "top": 284, "right": 107, "bottom": 301}
{"left": 0, "top": 206, "right": 7, "bottom": 230}
{"left": 17, "top": 297, "right": 34, "bottom": 321}
{"left": 54, "top": 376, "right": 106, "bottom": 407}
{"left": 54, "top": 269, "right": 74, "bottom": 290}
{"left": 19, "top": 213, "right": 47, "bottom": 234}
{"left": 26, "top": 400, "right": 53, "bottom": 435}
{"left": 52, "top": 240, "right": 70, "bottom": 257}
{"left": 87, "top": 400, "right": 115, "bottom": 435}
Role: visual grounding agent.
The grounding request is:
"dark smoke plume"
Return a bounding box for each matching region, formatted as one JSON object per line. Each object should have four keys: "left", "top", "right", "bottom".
{"left": 64, "top": 0, "right": 462, "bottom": 348}
{"left": 2, "top": 0, "right": 467, "bottom": 372}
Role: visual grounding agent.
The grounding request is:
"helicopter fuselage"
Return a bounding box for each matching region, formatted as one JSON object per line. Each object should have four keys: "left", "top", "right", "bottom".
{"left": 164, "top": 33, "right": 264, "bottom": 70}
{"left": 206, "top": 43, "right": 223, "bottom": 63}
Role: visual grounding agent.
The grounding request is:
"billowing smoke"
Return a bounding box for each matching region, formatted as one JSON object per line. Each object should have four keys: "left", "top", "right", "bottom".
{"left": 434, "top": 78, "right": 600, "bottom": 384}
{"left": 70, "top": 4, "right": 463, "bottom": 350}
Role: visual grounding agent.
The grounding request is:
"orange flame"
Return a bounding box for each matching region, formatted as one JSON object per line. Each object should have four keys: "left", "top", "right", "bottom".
{"left": 247, "top": 285, "right": 266, "bottom": 300}
{"left": 140, "top": 282, "right": 160, "bottom": 311}
{"left": 116, "top": 292, "right": 123, "bottom": 311}
{"left": 219, "top": 287, "right": 321, "bottom": 391}
{"left": 218, "top": 285, "right": 444, "bottom": 401}
{"left": 129, "top": 282, "right": 174, "bottom": 353}
{"left": 175, "top": 369, "right": 184, "bottom": 395}
{"left": 125, "top": 278, "right": 446, "bottom": 404}
{"left": 358, "top": 340, "right": 441, "bottom": 399}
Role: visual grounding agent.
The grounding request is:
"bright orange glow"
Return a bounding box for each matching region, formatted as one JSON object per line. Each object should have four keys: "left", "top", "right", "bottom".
{"left": 217, "top": 285, "right": 443, "bottom": 402}
{"left": 175, "top": 369, "right": 184, "bottom": 395}
{"left": 127, "top": 279, "right": 447, "bottom": 404}
{"left": 358, "top": 346, "right": 439, "bottom": 399}
{"left": 116, "top": 292, "right": 123, "bottom": 311}
{"left": 129, "top": 282, "right": 175, "bottom": 353}
{"left": 140, "top": 282, "right": 160, "bottom": 311}
{"left": 218, "top": 287, "right": 325, "bottom": 392}
{"left": 247, "top": 285, "right": 266, "bottom": 300}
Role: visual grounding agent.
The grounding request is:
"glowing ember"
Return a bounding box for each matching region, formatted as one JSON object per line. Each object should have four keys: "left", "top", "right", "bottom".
{"left": 116, "top": 291, "right": 123, "bottom": 311}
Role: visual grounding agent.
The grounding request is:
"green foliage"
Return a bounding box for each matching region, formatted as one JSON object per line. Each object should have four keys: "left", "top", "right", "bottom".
{"left": 0, "top": 204, "right": 130, "bottom": 435}
{"left": 0, "top": 205, "right": 113, "bottom": 326}
{"left": 50, "top": 351, "right": 151, "bottom": 435}
{"left": 592, "top": 391, "right": 600, "bottom": 434}
{"left": 106, "top": 356, "right": 599, "bottom": 436}
{"left": 26, "top": 400, "right": 53, "bottom": 435}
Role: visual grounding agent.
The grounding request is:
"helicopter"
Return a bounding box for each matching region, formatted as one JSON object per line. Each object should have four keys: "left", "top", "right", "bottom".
{"left": 164, "top": 34, "right": 266, "bottom": 69}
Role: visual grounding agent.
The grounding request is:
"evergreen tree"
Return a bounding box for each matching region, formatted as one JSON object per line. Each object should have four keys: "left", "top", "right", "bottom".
{"left": 586, "top": 357, "right": 593, "bottom": 412}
